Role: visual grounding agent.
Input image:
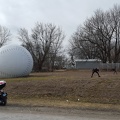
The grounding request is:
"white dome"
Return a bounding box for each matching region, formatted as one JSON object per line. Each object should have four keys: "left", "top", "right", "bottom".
{"left": 0, "top": 44, "right": 33, "bottom": 78}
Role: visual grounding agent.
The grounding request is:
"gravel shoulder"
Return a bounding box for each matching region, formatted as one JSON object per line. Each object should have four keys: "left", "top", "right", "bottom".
{"left": 1, "top": 105, "right": 120, "bottom": 120}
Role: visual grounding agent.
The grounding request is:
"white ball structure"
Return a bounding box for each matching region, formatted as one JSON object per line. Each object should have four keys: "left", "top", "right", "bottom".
{"left": 0, "top": 44, "right": 33, "bottom": 78}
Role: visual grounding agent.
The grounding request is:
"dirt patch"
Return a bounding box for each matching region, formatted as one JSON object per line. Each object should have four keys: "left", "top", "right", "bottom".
{"left": 2, "top": 69, "right": 120, "bottom": 108}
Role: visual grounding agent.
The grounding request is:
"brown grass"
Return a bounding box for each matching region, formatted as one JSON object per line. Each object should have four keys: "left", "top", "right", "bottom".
{"left": 2, "top": 69, "right": 120, "bottom": 109}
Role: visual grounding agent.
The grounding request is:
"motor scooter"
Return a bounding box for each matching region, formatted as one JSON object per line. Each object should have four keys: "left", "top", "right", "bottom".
{"left": 0, "top": 80, "right": 7, "bottom": 106}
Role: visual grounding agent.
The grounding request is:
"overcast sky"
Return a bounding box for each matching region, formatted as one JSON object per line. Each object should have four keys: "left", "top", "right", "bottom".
{"left": 0, "top": 0, "right": 120, "bottom": 46}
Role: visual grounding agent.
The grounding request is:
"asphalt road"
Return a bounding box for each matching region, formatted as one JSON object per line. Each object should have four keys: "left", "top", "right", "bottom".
{"left": 0, "top": 106, "right": 120, "bottom": 120}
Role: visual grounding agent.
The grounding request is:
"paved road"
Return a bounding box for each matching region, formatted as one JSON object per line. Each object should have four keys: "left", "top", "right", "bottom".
{"left": 0, "top": 106, "right": 120, "bottom": 120}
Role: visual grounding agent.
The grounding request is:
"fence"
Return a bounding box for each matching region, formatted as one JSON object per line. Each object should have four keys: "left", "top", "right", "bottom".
{"left": 100, "top": 63, "right": 120, "bottom": 71}
{"left": 66, "top": 61, "right": 120, "bottom": 71}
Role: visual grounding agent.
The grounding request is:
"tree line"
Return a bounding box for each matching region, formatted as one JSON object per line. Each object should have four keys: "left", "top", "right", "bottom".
{"left": 0, "top": 23, "right": 67, "bottom": 72}
{"left": 1, "top": 5, "right": 120, "bottom": 72}
{"left": 68, "top": 5, "right": 120, "bottom": 63}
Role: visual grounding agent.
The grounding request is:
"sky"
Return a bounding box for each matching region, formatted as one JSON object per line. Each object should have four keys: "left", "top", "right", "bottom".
{"left": 0, "top": 0, "right": 120, "bottom": 46}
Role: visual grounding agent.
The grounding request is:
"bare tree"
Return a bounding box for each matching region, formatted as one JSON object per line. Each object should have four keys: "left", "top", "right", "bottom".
{"left": 0, "top": 25, "right": 11, "bottom": 47}
{"left": 83, "top": 9, "right": 116, "bottom": 63}
{"left": 18, "top": 23, "right": 65, "bottom": 71}
{"left": 69, "top": 6, "right": 120, "bottom": 63}
{"left": 68, "top": 26, "right": 97, "bottom": 60}
{"left": 110, "top": 5, "right": 120, "bottom": 62}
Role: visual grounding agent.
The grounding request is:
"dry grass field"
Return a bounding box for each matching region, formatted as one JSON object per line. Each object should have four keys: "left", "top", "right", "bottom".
{"left": 2, "top": 69, "right": 120, "bottom": 110}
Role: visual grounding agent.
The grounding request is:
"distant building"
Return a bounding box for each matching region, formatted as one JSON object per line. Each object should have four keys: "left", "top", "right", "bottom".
{"left": 75, "top": 59, "right": 101, "bottom": 69}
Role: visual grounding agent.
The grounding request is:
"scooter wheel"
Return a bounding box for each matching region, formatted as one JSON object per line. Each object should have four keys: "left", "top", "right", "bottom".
{"left": 2, "top": 101, "right": 7, "bottom": 106}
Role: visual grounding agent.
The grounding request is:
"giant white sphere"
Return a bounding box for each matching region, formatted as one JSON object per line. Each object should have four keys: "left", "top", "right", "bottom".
{"left": 0, "top": 44, "right": 33, "bottom": 78}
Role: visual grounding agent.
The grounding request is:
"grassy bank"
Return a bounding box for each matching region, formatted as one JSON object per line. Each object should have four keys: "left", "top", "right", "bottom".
{"left": 2, "top": 70, "right": 120, "bottom": 110}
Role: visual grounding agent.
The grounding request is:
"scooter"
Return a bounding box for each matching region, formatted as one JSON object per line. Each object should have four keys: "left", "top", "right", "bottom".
{"left": 0, "top": 80, "right": 7, "bottom": 106}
